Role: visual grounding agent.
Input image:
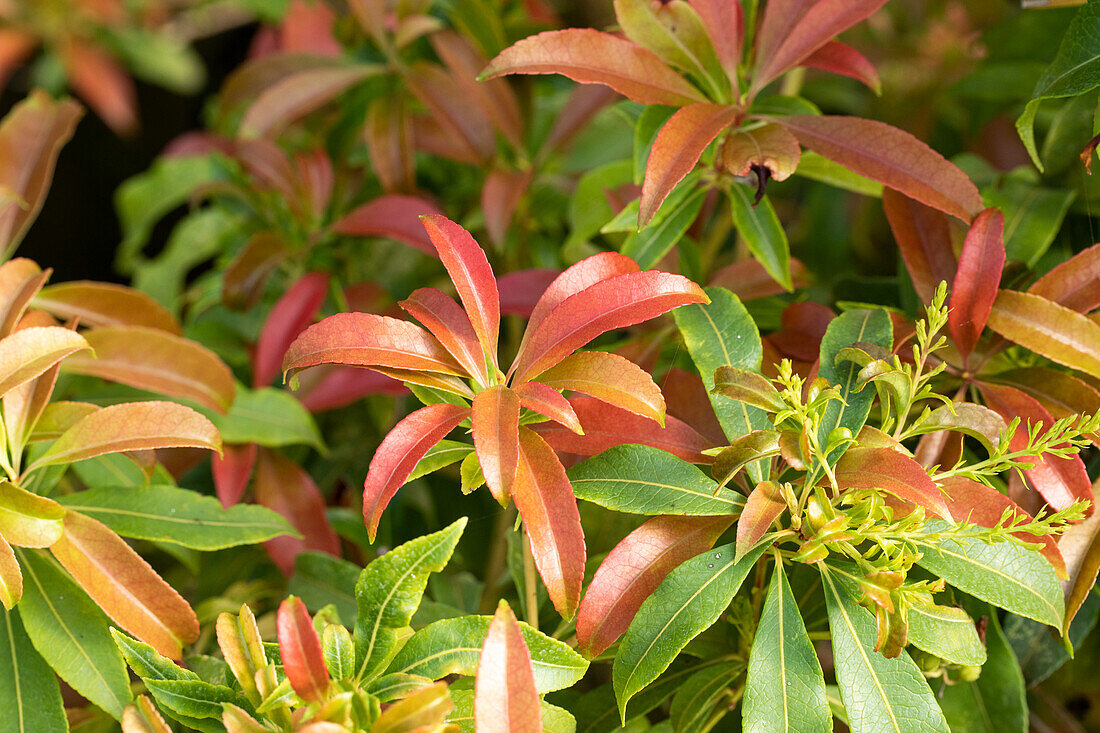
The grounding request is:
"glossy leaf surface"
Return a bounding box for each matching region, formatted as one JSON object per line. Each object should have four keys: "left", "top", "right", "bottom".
{"left": 473, "top": 386, "right": 521, "bottom": 503}
{"left": 277, "top": 596, "right": 329, "bottom": 703}
{"left": 0, "top": 606, "right": 66, "bottom": 731}
{"left": 985, "top": 289, "right": 1100, "bottom": 381}
{"left": 949, "top": 209, "right": 1005, "bottom": 360}
{"left": 475, "top": 601, "right": 542, "bottom": 733}
{"left": 535, "top": 350, "right": 664, "bottom": 423}
{"left": 0, "top": 326, "right": 89, "bottom": 399}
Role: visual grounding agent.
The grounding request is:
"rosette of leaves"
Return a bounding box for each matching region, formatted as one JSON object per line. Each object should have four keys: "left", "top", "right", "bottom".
{"left": 563, "top": 284, "right": 1095, "bottom": 731}
{"left": 282, "top": 214, "right": 707, "bottom": 619}
{"left": 114, "top": 518, "right": 586, "bottom": 732}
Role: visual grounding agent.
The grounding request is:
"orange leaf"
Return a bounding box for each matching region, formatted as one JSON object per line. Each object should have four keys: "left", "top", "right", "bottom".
{"left": 514, "top": 381, "right": 583, "bottom": 435}
{"left": 240, "top": 63, "right": 380, "bottom": 139}
{"left": 254, "top": 449, "right": 337, "bottom": 575}
{"left": 34, "top": 282, "right": 180, "bottom": 334}
{"left": 62, "top": 327, "right": 234, "bottom": 412}
{"left": 576, "top": 514, "right": 733, "bottom": 657}
{"left": 524, "top": 252, "right": 639, "bottom": 344}
{"left": 277, "top": 596, "right": 329, "bottom": 703}
{"left": 473, "top": 386, "right": 521, "bottom": 504}
{"left": 985, "top": 289, "right": 1100, "bottom": 381}
{"left": 0, "top": 326, "right": 89, "bottom": 398}
{"left": 640, "top": 103, "right": 738, "bottom": 227}
{"left": 1028, "top": 243, "right": 1100, "bottom": 313}
{"left": 803, "top": 41, "right": 881, "bottom": 94}
{"left": 29, "top": 401, "right": 221, "bottom": 471}
{"left": 51, "top": 512, "right": 199, "bottom": 659}
{"left": 482, "top": 29, "right": 708, "bottom": 106}
{"left": 254, "top": 272, "right": 329, "bottom": 387}
{"left": 949, "top": 208, "right": 1005, "bottom": 361}
{"left": 364, "top": 97, "right": 416, "bottom": 193}
{"left": 3, "top": 360, "right": 61, "bottom": 450}
{"left": 513, "top": 427, "right": 586, "bottom": 619}
{"left": 736, "top": 480, "right": 786, "bottom": 561}
{"left": 882, "top": 188, "right": 958, "bottom": 303}
{"left": 400, "top": 287, "right": 490, "bottom": 386}
{"left": 475, "top": 600, "right": 542, "bottom": 733}
{"left": 0, "top": 258, "right": 50, "bottom": 337}
{"left": 331, "top": 194, "right": 444, "bottom": 257}
{"left": 834, "top": 446, "right": 952, "bottom": 519}
{"left": 61, "top": 39, "right": 136, "bottom": 135}
{"left": 122, "top": 695, "right": 172, "bottom": 733}
{"left": 535, "top": 350, "right": 665, "bottom": 424}
{"left": 0, "top": 480, "right": 65, "bottom": 548}
{"left": 778, "top": 116, "right": 982, "bottom": 221}
{"left": 363, "top": 403, "right": 470, "bottom": 540}
{"left": 0, "top": 534, "right": 19, "bottom": 608}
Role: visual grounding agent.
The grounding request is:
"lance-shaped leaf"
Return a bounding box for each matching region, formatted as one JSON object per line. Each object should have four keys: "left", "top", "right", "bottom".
{"left": 50, "top": 512, "right": 199, "bottom": 659}
{"left": 401, "top": 287, "right": 490, "bottom": 386}
{"left": 713, "top": 367, "right": 786, "bottom": 412}
{"left": 1028, "top": 242, "right": 1100, "bottom": 313}
{"left": 537, "top": 397, "right": 712, "bottom": 463}
{"left": 882, "top": 189, "right": 957, "bottom": 303}
{"left": 34, "top": 282, "right": 180, "bottom": 334}
{"left": 939, "top": 607, "right": 1026, "bottom": 733}
{"left": 354, "top": 518, "right": 465, "bottom": 683}
{"left": 754, "top": 0, "right": 818, "bottom": 73}
{"left": 253, "top": 272, "right": 328, "bottom": 388}
{"left": 514, "top": 381, "right": 583, "bottom": 434}
{"left": 277, "top": 596, "right": 329, "bottom": 703}
{"left": 985, "top": 289, "right": 1100, "bottom": 381}
{"left": 481, "top": 29, "right": 708, "bottom": 106}
{"left": 835, "top": 447, "right": 951, "bottom": 519}
{"left": 523, "top": 252, "right": 639, "bottom": 345}
{"left": 803, "top": 41, "right": 881, "bottom": 94}
{"left": 364, "top": 403, "right": 469, "bottom": 540}
{"left": 1054, "top": 485, "right": 1100, "bottom": 635}
{"left": 950, "top": 209, "right": 1005, "bottom": 361}
{"left": 29, "top": 401, "right": 220, "bottom": 471}
{"left": 577, "top": 514, "right": 733, "bottom": 658}
{"left": 513, "top": 271, "right": 707, "bottom": 383}
{"left": 123, "top": 695, "right": 173, "bottom": 733}
{"left": 991, "top": 367, "right": 1100, "bottom": 437}
{"left": 421, "top": 215, "right": 500, "bottom": 357}
{"left": 615, "top": 0, "right": 726, "bottom": 88}
{"left": 284, "top": 312, "right": 465, "bottom": 380}
{"left": 727, "top": 184, "right": 793, "bottom": 292}
{"left": 819, "top": 565, "right": 949, "bottom": 733}
{"left": 239, "top": 63, "right": 381, "bottom": 138}
{"left": 906, "top": 601, "right": 986, "bottom": 667}
{"left": 482, "top": 168, "right": 533, "bottom": 247}
{"left": 913, "top": 519, "right": 1064, "bottom": 628}
{"left": 0, "top": 326, "right": 89, "bottom": 399}
{"left": 475, "top": 600, "right": 542, "bottom": 733}
{"left": 331, "top": 194, "right": 444, "bottom": 257}
{"left": 254, "top": 449, "right": 339, "bottom": 575}
{"left": 911, "top": 402, "right": 1006, "bottom": 456}
{"left": 534, "top": 351, "right": 665, "bottom": 423}
{"left": 0, "top": 535, "right": 18, "bottom": 608}
{"left": 62, "top": 327, "right": 234, "bottom": 412}
{"left": 0, "top": 258, "right": 50, "bottom": 338}
{"left": 669, "top": 660, "right": 746, "bottom": 731}
{"left": 473, "top": 386, "right": 521, "bottom": 504}
{"left": 613, "top": 541, "right": 769, "bottom": 717}
{"left": 777, "top": 116, "right": 982, "bottom": 221}
{"left": 743, "top": 561, "right": 830, "bottom": 733}
{"left": 0, "top": 605, "right": 67, "bottom": 731}
{"left": 513, "top": 428, "right": 585, "bottom": 619}
{"left": 639, "top": 103, "right": 738, "bottom": 227}
{"left": 212, "top": 443, "right": 256, "bottom": 507}
{"left": 692, "top": 0, "right": 744, "bottom": 84}
{"left": 736, "top": 481, "right": 786, "bottom": 561}
{"left": 0, "top": 481, "right": 65, "bottom": 548}
{"left": 433, "top": 31, "right": 523, "bottom": 148}
{"left": 371, "top": 681, "right": 454, "bottom": 733}
{"left": 979, "top": 382, "right": 1092, "bottom": 513}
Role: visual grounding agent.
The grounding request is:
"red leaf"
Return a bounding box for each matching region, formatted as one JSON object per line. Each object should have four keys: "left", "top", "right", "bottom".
{"left": 709, "top": 257, "right": 809, "bottom": 300}
{"left": 277, "top": 596, "right": 330, "bottom": 703}
{"left": 482, "top": 29, "right": 708, "bottom": 106}
{"left": 979, "top": 382, "right": 1092, "bottom": 514}
{"left": 576, "top": 514, "right": 732, "bottom": 658}
{"left": 754, "top": 0, "right": 817, "bottom": 70}
{"left": 533, "top": 397, "right": 712, "bottom": 463}
{"left": 991, "top": 368, "right": 1100, "bottom": 443}
{"left": 421, "top": 215, "right": 500, "bottom": 358}
{"left": 834, "top": 446, "right": 952, "bottom": 520}
{"left": 534, "top": 350, "right": 665, "bottom": 424}
{"left": 949, "top": 209, "right": 1005, "bottom": 361}
{"left": 882, "top": 188, "right": 958, "bottom": 303}
{"left": 1028, "top": 243, "right": 1100, "bottom": 313}
{"left": 213, "top": 443, "right": 258, "bottom": 508}
{"left": 777, "top": 116, "right": 983, "bottom": 221}
{"left": 752, "top": 0, "right": 889, "bottom": 92}
{"left": 802, "top": 41, "right": 881, "bottom": 94}
{"left": 514, "top": 381, "right": 583, "bottom": 434}
{"left": 736, "top": 480, "right": 786, "bottom": 560}
{"left": 51, "top": 512, "right": 199, "bottom": 659}
{"left": 431, "top": 31, "right": 524, "bottom": 149}
{"left": 767, "top": 301, "right": 835, "bottom": 363}
{"left": 497, "top": 269, "right": 559, "bottom": 318}
{"left": 473, "top": 386, "right": 522, "bottom": 504}
{"left": 482, "top": 168, "right": 533, "bottom": 246}
{"left": 940, "top": 475, "right": 1065, "bottom": 578}
{"left": 363, "top": 403, "right": 470, "bottom": 540}
{"left": 512, "top": 427, "right": 586, "bottom": 619}
{"left": 34, "top": 281, "right": 181, "bottom": 334}
{"left": 295, "top": 365, "right": 406, "bottom": 412}
{"left": 640, "top": 103, "right": 739, "bottom": 227}
{"left": 406, "top": 62, "right": 496, "bottom": 159}
{"left": 660, "top": 367, "right": 726, "bottom": 445}
{"left": 475, "top": 600, "right": 542, "bottom": 733}
{"left": 512, "top": 270, "right": 707, "bottom": 383}
{"left": 691, "top": 0, "right": 744, "bottom": 85}
{"left": 524, "top": 252, "right": 639, "bottom": 342}
{"left": 280, "top": 0, "right": 341, "bottom": 56}
{"left": 400, "top": 288, "right": 491, "bottom": 386}
{"left": 331, "top": 195, "right": 445, "bottom": 257}
{"left": 413, "top": 114, "right": 483, "bottom": 165}
{"left": 62, "top": 40, "right": 136, "bottom": 135}
{"left": 254, "top": 272, "right": 329, "bottom": 387}
{"left": 283, "top": 312, "right": 464, "bottom": 380}
{"left": 254, "top": 449, "right": 339, "bottom": 575}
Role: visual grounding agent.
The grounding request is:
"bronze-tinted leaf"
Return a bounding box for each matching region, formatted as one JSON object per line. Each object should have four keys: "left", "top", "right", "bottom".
{"left": 473, "top": 386, "right": 521, "bottom": 504}
{"left": 34, "top": 282, "right": 180, "bottom": 334}
{"left": 986, "top": 289, "right": 1100, "bottom": 381}
{"left": 0, "top": 326, "right": 89, "bottom": 399}
{"left": 0, "top": 480, "right": 65, "bottom": 548}
{"left": 834, "top": 446, "right": 952, "bottom": 519}
{"left": 254, "top": 449, "right": 338, "bottom": 576}
{"left": 535, "top": 351, "right": 665, "bottom": 424}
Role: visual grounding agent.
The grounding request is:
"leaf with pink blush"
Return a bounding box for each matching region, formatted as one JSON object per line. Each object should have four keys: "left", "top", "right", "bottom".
{"left": 482, "top": 168, "right": 533, "bottom": 247}
{"left": 473, "top": 386, "right": 521, "bottom": 505}
{"left": 949, "top": 208, "right": 1005, "bottom": 361}
{"left": 691, "top": 0, "right": 744, "bottom": 85}
{"left": 1027, "top": 243, "right": 1100, "bottom": 313}
{"left": 834, "top": 446, "right": 952, "bottom": 520}
{"left": 882, "top": 188, "right": 958, "bottom": 303}
{"left": 254, "top": 272, "right": 329, "bottom": 387}
{"left": 524, "top": 252, "right": 639, "bottom": 344}
{"left": 708, "top": 257, "right": 809, "bottom": 301}
{"left": 295, "top": 365, "right": 406, "bottom": 413}
{"left": 212, "top": 443, "right": 258, "bottom": 508}
{"left": 498, "top": 269, "right": 559, "bottom": 319}
{"left": 475, "top": 600, "right": 542, "bottom": 733}
{"left": 400, "top": 288, "right": 490, "bottom": 386}
{"left": 277, "top": 596, "right": 329, "bottom": 703}
{"left": 514, "top": 381, "right": 583, "bottom": 434}
{"left": 803, "top": 41, "right": 881, "bottom": 94}
{"left": 331, "top": 195, "right": 444, "bottom": 257}
{"left": 239, "top": 63, "right": 381, "bottom": 139}
{"left": 431, "top": 30, "right": 524, "bottom": 148}
{"left": 535, "top": 350, "right": 665, "bottom": 424}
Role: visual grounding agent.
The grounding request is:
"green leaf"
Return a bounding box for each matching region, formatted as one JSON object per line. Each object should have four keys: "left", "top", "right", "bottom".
{"left": 567, "top": 160, "right": 635, "bottom": 252}
{"left": 16, "top": 549, "right": 132, "bottom": 719}
{"left": 613, "top": 541, "right": 770, "bottom": 717}
{"left": 622, "top": 186, "right": 706, "bottom": 269}
{"left": 142, "top": 678, "right": 251, "bottom": 719}
{"left": 669, "top": 659, "right": 745, "bottom": 731}
{"left": 820, "top": 565, "right": 949, "bottom": 733}
{"left": 365, "top": 672, "right": 434, "bottom": 702}
{"left": 0, "top": 606, "right": 66, "bottom": 732}
{"left": 447, "top": 689, "right": 578, "bottom": 733}
{"left": 727, "top": 185, "right": 792, "bottom": 291}
{"left": 289, "top": 551, "right": 361, "bottom": 626}
{"left": 111, "top": 629, "right": 198, "bottom": 683}
{"left": 673, "top": 286, "right": 770, "bottom": 481}
{"left": 408, "top": 440, "right": 474, "bottom": 483}
{"left": 386, "top": 615, "right": 587, "bottom": 693}
{"left": 568, "top": 445, "right": 745, "bottom": 515}
{"left": 635, "top": 106, "right": 678, "bottom": 183}
{"left": 201, "top": 386, "right": 325, "bottom": 451}
{"left": 982, "top": 179, "right": 1074, "bottom": 267}
{"left": 795, "top": 151, "right": 883, "bottom": 197}
{"left": 58, "top": 485, "right": 298, "bottom": 550}
{"left": 938, "top": 607, "right": 1026, "bottom": 733}
{"left": 1003, "top": 588, "right": 1100, "bottom": 686}
{"left": 912, "top": 521, "right": 1064, "bottom": 628}
{"left": 743, "top": 561, "right": 831, "bottom": 733}
{"left": 354, "top": 518, "right": 466, "bottom": 682}
{"left": 906, "top": 603, "right": 986, "bottom": 667}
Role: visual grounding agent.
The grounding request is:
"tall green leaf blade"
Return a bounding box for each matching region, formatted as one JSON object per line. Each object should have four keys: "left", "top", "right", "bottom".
{"left": 385, "top": 615, "right": 587, "bottom": 692}
{"left": 613, "top": 541, "right": 770, "bottom": 717}
{"left": 820, "top": 565, "right": 949, "bottom": 733}
{"left": 743, "top": 561, "right": 830, "bottom": 733}
{"left": 669, "top": 659, "right": 745, "bottom": 731}
{"left": 622, "top": 186, "right": 707, "bottom": 269}
{"left": 568, "top": 445, "right": 745, "bottom": 515}
{"left": 289, "top": 551, "right": 361, "bottom": 625}
{"left": 727, "top": 186, "right": 792, "bottom": 291}
{"left": 201, "top": 386, "right": 325, "bottom": 450}
{"left": 354, "top": 518, "right": 466, "bottom": 682}
{"left": 111, "top": 630, "right": 215, "bottom": 733}
{"left": 673, "top": 286, "right": 770, "bottom": 481}
{"left": 58, "top": 485, "right": 298, "bottom": 550}
{"left": 912, "top": 522, "right": 1063, "bottom": 628}
{"left": 0, "top": 606, "right": 66, "bottom": 732}
{"left": 16, "top": 549, "right": 132, "bottom": 719}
